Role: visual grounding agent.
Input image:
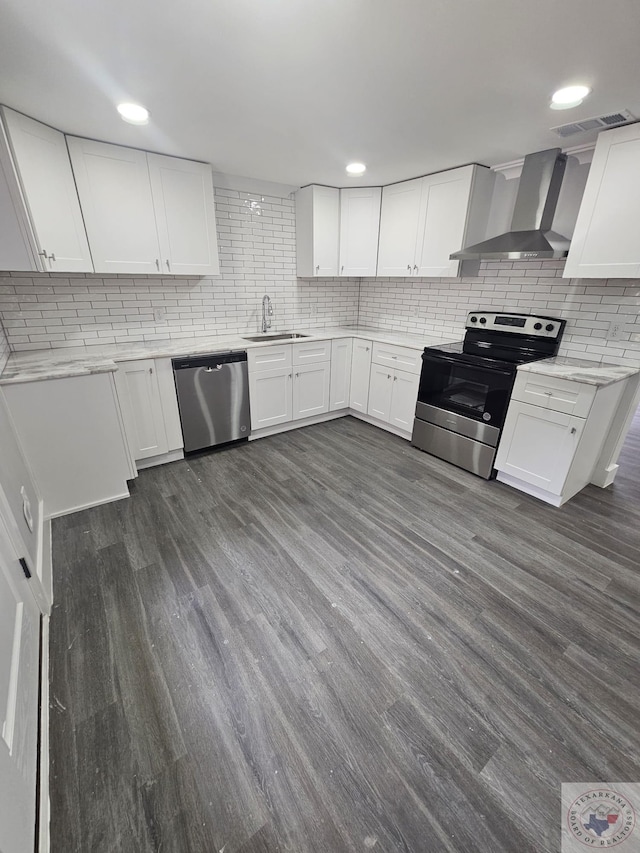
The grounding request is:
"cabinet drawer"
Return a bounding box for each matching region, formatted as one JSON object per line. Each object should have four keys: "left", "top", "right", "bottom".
{"left": 371, "top": 342, "right": 422, "bottom": 374}
{"left": 292, "top": 339, "right": 331, "bottom": 365}
{"left": 511, "top": 373, "right": 595, "bottom": 417}
{"left": 248, "top": 344, "right": 292, "bottom": 372}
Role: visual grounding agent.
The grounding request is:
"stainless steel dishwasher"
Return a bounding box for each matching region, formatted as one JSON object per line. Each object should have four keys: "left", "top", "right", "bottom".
{"left": 172, "top": 352, "right": 251, "bottom": 453}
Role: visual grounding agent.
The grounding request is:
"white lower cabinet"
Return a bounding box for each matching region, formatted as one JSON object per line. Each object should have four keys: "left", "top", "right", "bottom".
{"left": 367, "top": 366, "right": 419, "bottom": 432}
{"left": 495, "top": 371, "right": 627, "bottom": 506}
{"left": 249, "top": 367, "right": 293, "bottom": 429}
{"left": 349, "top": 339, "right": 372, "bottom": 413}
{"left": 292, "top": 362, "right": 330, "bottom": 420}
{"left": 329, "top": 338, "right": 353, "bottom": 410}
{"left": 495, "top": 401, "right": 583, "bottom": 493}
{"left": 114, "top": 359, "right": 169, "bottom": 460}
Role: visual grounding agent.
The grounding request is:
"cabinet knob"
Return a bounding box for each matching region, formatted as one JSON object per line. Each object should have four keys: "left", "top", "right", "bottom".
{"left": 393, "top": 375, "right": 397, "bottom": 381}
{"left": 365, "top": 347, "right": 370, "bottom": 351}
{"left": 570, "top": 427, "right": 576, "bottom": 434}
{"left": 316, "top": 265, "right": 320, "bottom": 273}
{"left": 155, "top": 259, "right": 160, "bottom": 271}
{"left": 288, "top": 373, "right": 292, "bottom": 379}
{"left": 295, "top": 372, "right": 299, "bottom": 378}
{"left": 387, "top": 374, "right": 391, "bottom": 379}
{"left": 149, "top": 367, "right": 153, "bottom": 374}
{"left": 165, "top": 259, "right": 171, "bottom": 271}
{"left": 341, "top": 265, "right": 344, "bottom": 274}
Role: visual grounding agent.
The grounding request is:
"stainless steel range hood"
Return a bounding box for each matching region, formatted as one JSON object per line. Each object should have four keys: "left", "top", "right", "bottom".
{"left": 451, "top": 148, "right": 570, "bottom": 261}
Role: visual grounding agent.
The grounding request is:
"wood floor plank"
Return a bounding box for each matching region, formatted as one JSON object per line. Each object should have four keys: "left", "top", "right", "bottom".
{"left": 49, "top": 412, "right": 640, "bottom": 852}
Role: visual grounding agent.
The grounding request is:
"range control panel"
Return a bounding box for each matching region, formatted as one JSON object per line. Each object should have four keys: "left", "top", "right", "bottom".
{"left": 465, "top": 311, "right": 564, "bottom": 339}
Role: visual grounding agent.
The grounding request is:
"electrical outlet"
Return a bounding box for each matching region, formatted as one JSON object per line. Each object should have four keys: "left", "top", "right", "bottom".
{"left": 153, "top": 307, "right": 166, "bottom": 322}
{"left": 608, "top": 320, "right": 624, "bottom": 340}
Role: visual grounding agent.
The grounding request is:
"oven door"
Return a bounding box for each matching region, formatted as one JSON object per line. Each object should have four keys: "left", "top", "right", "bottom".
{"left": 417, "top": 352, "right": 515, "bottom": 428}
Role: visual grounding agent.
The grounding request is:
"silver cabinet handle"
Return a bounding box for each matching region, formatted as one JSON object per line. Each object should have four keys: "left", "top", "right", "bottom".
{"left": 38, "top": 249, "right": 49, "bottom": 268}
{"left": 341, "top": 265, "right": 344, "bottom": 274}
{"left": 149, "top": 367, "right": 153, "bottom": 374}
{"left": 413, "top": 264, "right": 418, "bottom": 272}
{"left": 155, "top": 259, "right": 160, "bottom": 271}
{"left": 49, "top": 252, "right": 56, "bottom": 262}
{"left": 165, "top": 259, "right": 170, "bottom": 271}
{"left": 316, "top": 265, "right": 320, "bottom": 273}
{"left": 365, "top": 347, "right": 370, "bottom": 351}
{"left": 288, "top": 373, "right": 292, "bottom": 379}
{"left": 393, "top": 375, "right": 397, "bottom": 381}
{"left": 387, "top": 374, "right": 391, "bottom": 379}
{"left": 295, "top": 372, "right": 299, "bottom": 378}
{"left": 392, "top": 355, "right": 397, "bottom": 359}
{"left": 570, "top": 427, "right": 577, "bottom": 434}
{"left": 406, "top": 264, "right": 412, "bottom": 272}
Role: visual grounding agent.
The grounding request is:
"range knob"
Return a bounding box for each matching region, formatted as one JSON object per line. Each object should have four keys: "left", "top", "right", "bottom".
{"left": 470, "top": 316, "right": 478, "bottom": 323}
{"left": 533, "top": 322, "right": 542, "bottom": 330}
{"left": 546, "top": 324, "right": 555, "bottom": 332}
{"left": 479, "top": 317, "right": 487, "bottom": 324}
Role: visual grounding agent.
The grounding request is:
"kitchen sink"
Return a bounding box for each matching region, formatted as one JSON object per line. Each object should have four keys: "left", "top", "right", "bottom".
{"left": 242, "top": 332, "right": 310, "bottom": 342}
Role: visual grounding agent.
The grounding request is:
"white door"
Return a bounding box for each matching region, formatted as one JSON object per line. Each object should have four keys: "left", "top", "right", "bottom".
{"left": 148, "top": 153, "right": 220, "bottom": 276}
{"left": 0, "top": 508, "right": 41, "bottom": 853}
{"left": 495, "top": 401, "right": 583, "bottom": 494}
{"left": 349, "top": 339, "right": 372, "bottom": 413}
{"left": 330, "top": 338, "right": 353, "bottom": 410}
{"left": 67, "top": 137, "right": 161, "bottom": 274}
{"left": 376, "top": 178, "right": 422, "bottom": 276}
{"left": 339, "top": 187, "right": 381, "bottom": 276}
{"left": 114, "top": 360, "right": 169, "bottom": 461}
{"left": 292, "top": 362, "right": 330, "bottom": 420}
{"left": 415, "top": 166, "right": 473, "bottom": 277}
{"left": 249, "top": 367, "right": 292, "bottom": 430}
{"left": 312, "top": 186, "right": 340, "bottom": 276}
{"left": 389, "top": 370, "right": 420, "bottom": 431}
{"left": 564, "top": 123, "right": 640, "bottom": 278}
{"left": 2, "top": 108, "right": 93, "bottom": 272}
{"left": 367, "top": 365, "right": 393, "bottom": 422}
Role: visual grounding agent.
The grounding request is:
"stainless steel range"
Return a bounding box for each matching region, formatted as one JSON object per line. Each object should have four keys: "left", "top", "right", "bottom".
{"left": 411, "top": 311, "right": 566, "bottom": 478}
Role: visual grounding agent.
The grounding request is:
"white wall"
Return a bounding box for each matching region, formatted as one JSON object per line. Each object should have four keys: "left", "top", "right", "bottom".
{"left": 0, "top": 319, "right": 8, "bottom": 373}
{"left": 358, "top": 261, "right": 640, "bottom": 367}
{"left": 0, "top": 186, "right": 360, "bottom": 350}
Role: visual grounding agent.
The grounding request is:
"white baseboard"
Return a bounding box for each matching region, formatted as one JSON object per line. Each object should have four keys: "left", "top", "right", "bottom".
{"left": 38, "top": 614, "right": 50, "bottom": 853}
{"left": 136, "top": 448, "right": 184, "bottom": 470}
{"left": 249, "top": 410, "right": 347, "bottom": 440}
{"left": 496, "top": 471, "right": 565, "bottom": 507}
{"left": 348, "top": 410, "right": 412, "bottom": 441}
{"left": 45, "top": 489, "right": 130, "bottom": 520}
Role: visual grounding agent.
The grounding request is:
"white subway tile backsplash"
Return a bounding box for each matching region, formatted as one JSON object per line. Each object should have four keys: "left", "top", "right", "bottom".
{"left": 0, "top": 187, "right": 359, "bottom": 351}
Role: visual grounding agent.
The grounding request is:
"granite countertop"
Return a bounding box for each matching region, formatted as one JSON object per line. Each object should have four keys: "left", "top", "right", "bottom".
{"left": 0, "top": 326, "right": 458, "bottom": 385}
{"left": 517, "top": 356, "right": 640, "bottom": 387}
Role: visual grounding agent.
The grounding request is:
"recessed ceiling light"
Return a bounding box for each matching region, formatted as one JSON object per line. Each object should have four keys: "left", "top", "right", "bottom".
{"left": 346, "top": 162, "right": 366, "bottom": 176}
{"left": 550, "top": 85, "right": 591, "bottom": 111}
{"left": 117, "top": 103, "right": 150, "bottom": 125}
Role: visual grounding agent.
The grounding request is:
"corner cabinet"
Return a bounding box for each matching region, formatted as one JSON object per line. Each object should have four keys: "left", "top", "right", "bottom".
{"left": 366, "top": 342, "right": 421, "bottom": 434}
{"left": 564, "top": 122, "right": 640, "bottom": 278}
{"left": 377, "top": 165, "right": 494, "bottom": 277}
{"left": 0, "top": 107, "right": 93, "bottom": 273}
{"left": 295, "top": 185, "right": 340, "bottom": 276}
{"left": 339, "top": 187, "right": 381, "bottom": 276}
{"left": 67, "top": 137, "right": 220, "bottom": 276}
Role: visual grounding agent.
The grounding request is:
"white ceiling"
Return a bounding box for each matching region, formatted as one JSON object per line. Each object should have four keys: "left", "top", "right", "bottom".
{"left": 1, "top": 0, "right": 640, "bottom": 188}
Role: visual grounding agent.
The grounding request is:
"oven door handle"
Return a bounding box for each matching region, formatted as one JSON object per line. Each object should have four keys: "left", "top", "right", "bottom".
{"left": 422, "top": 352, "right": 515, "bottom": 377}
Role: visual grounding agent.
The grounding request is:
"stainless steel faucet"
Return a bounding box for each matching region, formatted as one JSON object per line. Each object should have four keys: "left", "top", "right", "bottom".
{"left": 261, "top": 294, "right": 273, "bottom": 333}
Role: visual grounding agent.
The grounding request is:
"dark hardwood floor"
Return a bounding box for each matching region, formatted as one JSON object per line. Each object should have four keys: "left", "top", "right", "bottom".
{"left": 49, "top": 412, "right": 640, "bottom": 852}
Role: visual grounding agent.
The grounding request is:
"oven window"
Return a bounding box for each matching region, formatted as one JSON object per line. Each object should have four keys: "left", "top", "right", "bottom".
{"left": 418, "top": 356, "right": 514, "bottom": 426}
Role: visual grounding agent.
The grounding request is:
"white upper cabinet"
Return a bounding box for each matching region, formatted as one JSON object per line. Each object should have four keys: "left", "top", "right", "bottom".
{"left": 377, "top": 165, "right": 494, "bottom": 277}
{"left": 377, "top": 178, "right": 423, "bottom": 276}
{"left": 68, "top": 137, "right": 220, "bottom": 276}
{"left": 67, "top": 137, "right": 161, "bottom": 275}
{"left": 147, "top": 153, "right": 219, "bottom": 275}
{"left": 295, "top": 185, "right": 340, "bottom": 276}
{"left": 339, "top": 187, "right": 381, "bottom": 276}
{"left": 564, "top": 123, "right": 640, "bottom": 278}
{"left": 0, "top": 108, "right": 93, "bottom": 273}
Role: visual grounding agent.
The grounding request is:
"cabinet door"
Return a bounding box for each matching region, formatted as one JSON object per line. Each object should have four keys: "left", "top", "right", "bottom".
{"left": 339, "top": 187, "right": 381, "bottom": 276}
{"left": 349, "top": 339, "right": 372, "bottom": 412}
{"left": 293, "top": 362, "right": 330, "bottom": 420}
{"left": 114, "top": 359, "right": 169, "bottom": 461}
{"left": 147, "top": 153, "right": 220, "bottom": 276}
{"left": 2, "top": 109, "right": 93, "bottom": 272}
{"left": 330, "top": 338, "right": 353, "bottom": 410}
{"left": 495, "top": 401, "right": 583, "bottom": 494}
{"left": 389, "top": 370, "right": 419, "bottom": 431}
{"left": 0, "top": 509, "right": 41, "bottom": 853}
{"left": 415, "top": 166, "right": 473, "bottom": 277}
{"left": 249, "top": 367, "right": 292, "bottom": 429}
{"left": 367, "top": 365, "right": 393, "bottom": 422}
{"left": 295, "top": 185, "right": 339, "bottom": 276}
{"left": 67, "top": 137, "right": 161, "bottom": 274}
{"left": 564, "top": 123, "right": 640, "bottom": 278}
{"left": 376, "top": 179, "right": 422, "bottom": 276}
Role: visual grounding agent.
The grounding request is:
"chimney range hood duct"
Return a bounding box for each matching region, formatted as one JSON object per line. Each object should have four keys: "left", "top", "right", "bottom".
{"left": 450, "top": 148, "right": 570, "bottom": 261}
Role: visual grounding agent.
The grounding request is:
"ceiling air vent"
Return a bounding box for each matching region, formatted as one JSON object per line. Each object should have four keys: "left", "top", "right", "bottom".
{"left": 551, "top": 109, "right": 636, "bottom": 138}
